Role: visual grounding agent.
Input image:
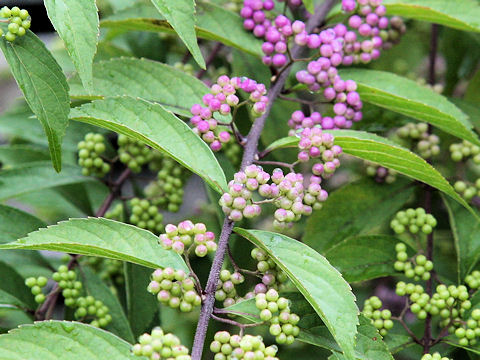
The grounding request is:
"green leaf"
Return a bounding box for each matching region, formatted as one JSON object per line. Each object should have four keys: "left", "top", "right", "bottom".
{"left": 302, "top": 179, "right": 413, "bottom": 253}
{"left": 0, "top": 321, "right": 139, "bottom": 359}
{"left": 125, "top": 263, "right": 159, "bottom": 338}
{"left": 384, "top": 333, "right": 415, "bottom": 354}
{"left": 0, "top": 145, "right": 51, "bottom": 167}
{"left": 450, "top": 98, "right": 480, "bottom": 134}
{"left": 68, "top": 58, "right": 213, "bottom": 117}
{"left": 303, "top": 0, "right": 315, "bottom": 13}
{"left": 466, "top": 69, "right": 480, "bottom": 103}
{"left": 383, "top": 0, "right": 480, "bottom": 33}
{"left": 81, "top": 267, "right": 135, "bottom": 343}
{"left": 0, "top": 204, "right": 46, "bottom": 244}
{"left": 44, "top": 0, "right": 99, "bottom": 92}
{"left": 324, "top": 235, "right": 401, "bottom": 283}
{"left": 339, "top": 69, "right": 479, "bottom": 146}
{"left": 0, "top": 251, "right": 53, "bottom": 279}
{"left": 0, "top": 261, "right": 35, "bottom": 309}
{"left": 149, "top": 0, "right": 205, "bottom": 69}
{"left": 0, "top": 162, "right": 94, "bottom": 201}
{"left": 0, "top": 217, "right": 188, "bottom": 271}
{"left": 443, "top": 195, "right": 480, "bottom": 282}
{"left": 235, "top": 228, "right": 359, "bottom": 360}
{"left": 70, "top": 96, "right": 227, "bottom": 193}
{"left": 0, "top": 29, "right": 70, "bottom": 172}
{"left": 100, "top": 2, "right": 262, "bottom": 56}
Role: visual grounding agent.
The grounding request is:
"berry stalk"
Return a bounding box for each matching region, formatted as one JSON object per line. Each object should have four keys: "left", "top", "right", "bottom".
{"left": 190, "top": 1, "right": 337, "bottom": 358}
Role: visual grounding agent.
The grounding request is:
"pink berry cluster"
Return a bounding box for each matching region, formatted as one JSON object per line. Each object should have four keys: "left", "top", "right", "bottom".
{"left": 159, "top": 221, "right": 217, "bottom": 257}
{"left": 190, "top": 75, "right": 268, "bottom": 151}
{"left": 215, "top": 269, "right": 246, "bottom": 307}
{"left": 249, "top": 247, "right": 288, "bottom": 295}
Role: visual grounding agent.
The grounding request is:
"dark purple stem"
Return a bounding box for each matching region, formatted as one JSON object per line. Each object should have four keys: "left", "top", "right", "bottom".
{"left": 95, "top": 168, "right": 132, "bottom": 217}
{"left": 196, "top": 43, "right": 224, "bottom": 79}
{"left": 190, "top": 1, "right": 336, "bottom": 358}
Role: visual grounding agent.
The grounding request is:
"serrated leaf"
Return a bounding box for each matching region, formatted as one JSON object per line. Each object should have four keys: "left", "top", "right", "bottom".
{"left": 68, "top": 58, "right": 213, "bottom": 117}
{"left": 0, "top": 261, "right": 35, "bottom": 309}
{"left": 44, "top": 0, "right": 99, "bottom": 92}
{"left": 0, "top": 217, "right": 188, "bottom": 272}
{"left": 383, "top": 333, "right": 415, "bottom": 354}
{"left": 303, "top": 179, "right": 414, "bottom": 253}
{"left": 324, "top": 235, "right": 401, "bottom": 283}
{"left": 443, "top": 195, "right": 480, "bottom": 282}
{"left": 70, "top": 96, "right": 227, "bottom": 193}
{"left": 383, "top": 0, "right": 480, "bottom": 33}
{"left": 339, "top": 69, "right": 479, "bottom": 146}
{"left": 125, "top": 263, "right": 159, "bottom": 338}
{"left": 0, "top": 28, "right": 70, "bottom": 172}
{"left": 149, "top": 0, "right": 205, "bottom": 69}
{"left": 100, "top": 2, "right": 262, "bottom": 56}
{"left": 0, "top": 162, "right": 94, "bottom": 201}
{"left": 235, "top": 228, "right": 358, "bottom": 360}
{"left": 451, "top": 98, "right": 480, "bottom": 134}
{"left": 81, "top": 267, "right": 135, "bottom": 343}
{"left": 0, "top": 321, "right": 139, "bottom": 359}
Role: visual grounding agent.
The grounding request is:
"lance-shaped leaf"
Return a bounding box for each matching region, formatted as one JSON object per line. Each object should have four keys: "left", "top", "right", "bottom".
{"left": 265, "top": 131, "right": 470, "bottom": 211}
{"left": 0, "top": 27, "right": 70, "bottom": 172}
{"left": 0, "top": 321, "right": 139, "bottom": 359}
{"left": 0, "top": 218, "right": 188, "bottom": 272}
{"left": 0, "top": 145, "right": 51, "bottom": 167}
{"left": 0, "top": 204, "right": 46, "bottom": 244}
{"left": 150, "top": 0, "right": 205, "bottom": 69}
{"left": 235, "top": 228, "right": 359, "bottom": 360}
{"left": 0, "top": 261, "right": 36, "bottom": 309}
{"left": 383, "top": 0, "right": 480, "bottom": 33}
{"left": 44, "top": 0, "right": 99, "bottom": 92}
{"left": 70, "top": 96, "right": 227, "bottom": 193}
{"left": 339, "top": 69, "right": 479, "bottom": 146}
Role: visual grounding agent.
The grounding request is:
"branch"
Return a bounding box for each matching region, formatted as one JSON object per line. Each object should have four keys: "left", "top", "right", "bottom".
{"left": 196, "top": 43, "right": 224, "bottom": 79}
{"left": 96, "top": 168, "right": 132, "bottom": 217}
{"left": 190, "top": 2, "right": 337, "bottom": 358}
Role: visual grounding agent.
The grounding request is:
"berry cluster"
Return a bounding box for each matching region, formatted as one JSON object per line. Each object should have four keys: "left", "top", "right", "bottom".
{"left": 0, "top": 6, "right": 31, "bottom": 42}
{"left": 450, "top": 140, "right": 480, "bottom": 164}
{"left": 173, "top": 62, "right": 194, "bottom": 76}
{"left": 190, "top": 75, "right": 268, "bottom": 151}
{"left": 256, "top": 289, "right": 300, "bottom": 345}
{"left": 210, "top": 331, "right": 279, "bottom": 360}
{"left": 362, "top": 296, "right": 393, "bottom": 336}
{"left": 223, "top": 138, "right": 243, "bottom": 165}
{"left": 390, "top": 208, "right": 437, "bottom": 235}
{"left": 394, "top": 243, "right": 433, "bottom": 281}
{"left": 160, "top": 221, "right": 217, "bottom": 257}
{"left": 77, "top": 133, "right": 111, "bottom": 177}
{"left": 249, "top": 247, "right": 288, "bottom": 296}
{"left": 454, "top": 180, "right": 480, "bottom": 202}
{"left": 465, "top": 270, "right": 480, "bottom": 289}
{"left": 74, "top": 295, "right": 112, "bottom": 328}
{"left": 85, "top": 257, "right": 124, "bottom": 286}
{"left": 397, "top": 122, "right": 440, "bottom": 159}
{"left": 129, "top": 198, "right": 164, "bottom": 234}
{"left": 395, "top": 282, "right": 430, "bottom": 320}
{"left": 118, "top": 134, "right": 153, "bottom": 173}
{"left": 365, "top": 161, "right": 397, "bottom": 183}
{"left": 52, "top": 265, "right": 83, "bottom": 307}
{"left": 25, "top": 276, "right": 48, "bottom": 304}
{"left": 215, "top": 269, "right": 245, "bottom": 307}
{"left": 147, "top": 267, "right": 201, "bottom": 312}
{"left": 421, "top": 353, "right": 451, "bottom": 360}
{"left": 132, "top": 327, "right": 191, "bottom": 360}
{"left": 453, "top": 308, "right": 480, "bottom": 346}
{"left": 105, "top": 203, "right": 124, "bottom": 221}
{"left": 146, "top": 153, "right": 189, "bottom": 212}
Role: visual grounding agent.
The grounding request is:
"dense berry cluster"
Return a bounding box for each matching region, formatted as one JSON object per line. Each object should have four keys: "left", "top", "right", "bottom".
{"left": 454, "top": 180, "right": 480, "bottom": 202}
{"left": 105, "top": 203, "right": 124, "bottom": 221}
{"left": 394, "top": 243, "right": 433, "bottom": 281}
{"left": 25, "top": 276, "right": 48, "bottom": 304}
{"left": 397, "top": 122, "right": 440, "bottom": 159}
{"left": 215, "top": 269, "right": 245, "bottom": 307}
{"left": 77, "top": 133, "right": 111, "bottom": 177}
{"left": 52, "top": 265, "right": 83, "bottom": 307}
{"left": 132, "top": 327, "right": 192, "bottom": 360}
{"left": 421, "top": 353, "right": 451, "bottom": 360}
{"left": 450, "top": 140, "right": 480, "bottom": 163}
{"left": 147, "top": 267, "right": 201, "bottom": 312}
{"left": 210, "top": 331, "right": 279, "bottom": 360}
{"left": 159, "top": 221, "right": 217, "bottom": 257}
{"left": 365, "top": 161, "right": 397, "bottom": 183}
{"left": 362, "top": 296, "right": 393, "bottom": 336}
{"left": 249, "top": 247, "right": 288, "bottom": 296}
{"left": 390, "top": 208, "right": 437, "bottom": 235}
{"left": 118, "top": 134, "right": 153, "bottom": 173}
{"left": 74, "top": 295, "right": 112, "bottom": 328}
{"left": 85, "top": 257, "right": 124, "bottom": 285}
{"left": 256, "top": 289, "right": 300, "bottom": 345}
{"left": 395, "top": 282, "right": 430, "bottom": 320}
{"left": 146, "top": 153, "right": 189, "bottom": 212}
{"left": 453, "top": 308, "right": 480, "bottom": 346}
{"left": 190, "top": 75, "right": 268, "bottom": 151}
{"left": 129, "top": 198, "right": 164, "bottom": 234}
{"left": 465, "top": 270, "right": 480, "bottom": 289}
{"left": 0, "top": 6, "right": 31, "bottom": 42}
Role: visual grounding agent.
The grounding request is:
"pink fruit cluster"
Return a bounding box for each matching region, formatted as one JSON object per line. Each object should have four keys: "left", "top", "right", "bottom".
{"left": 159, "top": 220, "right": 217, "bottom": 257}
{"left": 190, "top": 75, "right": 268, "bottom": 151}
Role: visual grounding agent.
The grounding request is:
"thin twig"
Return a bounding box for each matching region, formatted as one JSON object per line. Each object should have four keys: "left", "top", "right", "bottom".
{"left": 96, "top": 168, "right": 132, "bottom": 217}
{"left": 184, "top": 247, "right": 203, "bottom": 295}
{"left": 196, "top": 43, "right": 224, "bottom": 79}
{"left": 211, "top": 314, "right": 263, "bottom": 328}
{"left": 254, "top": 160, "right": 295, "bottom": 171}
{"left": 214, "top": 307, "right": 261, "bottom": 319}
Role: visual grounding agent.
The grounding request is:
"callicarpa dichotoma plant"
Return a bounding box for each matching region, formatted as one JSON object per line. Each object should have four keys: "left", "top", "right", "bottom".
{"left": 0, "top": 0, "right": 480, "bottom": 359}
